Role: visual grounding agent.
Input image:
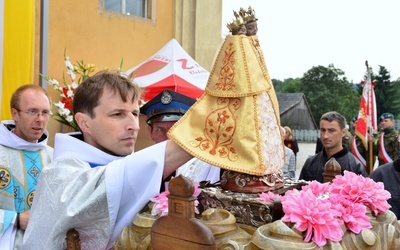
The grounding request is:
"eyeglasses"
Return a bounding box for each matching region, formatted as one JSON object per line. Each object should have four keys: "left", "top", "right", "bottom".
{"left": 16, "top": 109, "right": 51, "bottom": 118}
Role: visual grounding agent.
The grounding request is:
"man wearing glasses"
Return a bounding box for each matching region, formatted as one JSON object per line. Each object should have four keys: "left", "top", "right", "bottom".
{"left": 0, "top": 85, "right": 53, "bottom": 249}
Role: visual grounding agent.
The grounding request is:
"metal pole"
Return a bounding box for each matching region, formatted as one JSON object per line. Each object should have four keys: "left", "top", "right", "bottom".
{"left": 39, "top": 0, "right": 49, "bottom": 89}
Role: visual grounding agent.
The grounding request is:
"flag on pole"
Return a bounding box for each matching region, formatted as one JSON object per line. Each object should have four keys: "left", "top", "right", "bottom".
{"left": 354, "top": 61, "right": 377, "bottom": 150}
{"left": 0, "top": 0, "right": 35, "bottom": 120}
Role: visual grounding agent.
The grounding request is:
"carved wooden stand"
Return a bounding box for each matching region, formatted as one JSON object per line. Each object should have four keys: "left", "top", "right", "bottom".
{"left": 151, "top": 175, "right": 215, "bottom": 249}
{"left": 322, "top": 157, "right": 341, "bottom": 183}
{"left": 65, "top": 228, "right": 81, "bottom": 250}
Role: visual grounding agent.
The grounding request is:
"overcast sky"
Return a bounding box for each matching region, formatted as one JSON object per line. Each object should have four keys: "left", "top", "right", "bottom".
{"left": 222, "top": 0, "right": 400, "bottom": 83}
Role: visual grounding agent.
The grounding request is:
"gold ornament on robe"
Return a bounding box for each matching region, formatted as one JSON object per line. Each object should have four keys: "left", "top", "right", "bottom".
{"left": 168, "top": 35, "right": 284, "bottom": 176}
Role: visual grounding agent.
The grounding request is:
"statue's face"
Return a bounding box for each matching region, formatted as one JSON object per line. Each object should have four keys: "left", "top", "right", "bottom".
{"left": 246, "top": 21, "right": 258, "bottom": 36}
{"left": 234, "top": 25, "right": 247, "bottom": 35}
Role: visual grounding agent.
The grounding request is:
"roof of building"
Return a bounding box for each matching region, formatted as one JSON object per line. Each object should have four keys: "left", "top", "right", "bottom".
{"left": 277, "top": 92, "right": 318, "bottom": 129}
{"left": 277, "top": 93, "right": 306, "bottom": 115}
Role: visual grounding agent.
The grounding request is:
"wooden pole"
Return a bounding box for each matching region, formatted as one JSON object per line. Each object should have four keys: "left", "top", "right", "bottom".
{"left": 368, "top": 139, "right": 374, "bottom": 174}
{"left": 366, "top": 60, "right": 375, "bottom": 175}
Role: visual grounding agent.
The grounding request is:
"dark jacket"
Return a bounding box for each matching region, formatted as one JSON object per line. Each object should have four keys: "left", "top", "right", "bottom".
{"left": 369, "top": 159, "right": 400, "bottom": 219}
{"left": 300, "top": 146, "right": 368, "bottom": 182}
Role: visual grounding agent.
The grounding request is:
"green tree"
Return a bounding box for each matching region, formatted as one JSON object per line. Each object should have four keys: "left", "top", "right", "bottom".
{"left": 282, "top": 78, "right": 302, "bottom": 93}
{"left": 301, "top": 64, "right": 359, "bottom": 123}
{"left": 392, "top": 79, "right": 400, "bottom": 119}
{"left": 271, "top": 79, "right": 284, "bottom": 93}
{"left": 272, "top": 78, "right": 302, "bottom": 94}
{"left": 373, "top": 65, "right": 400, "bottom": 118}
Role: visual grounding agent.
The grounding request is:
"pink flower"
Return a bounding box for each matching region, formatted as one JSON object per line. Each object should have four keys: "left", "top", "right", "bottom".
{"left": 301, "top": 180, "right": 330, "bottom": 197}
{"left": 279, "top": 171, "right": 392, "bottom": 247}
{"left": 341, "top": 203, "right": 372, "bottom": 233}
{"left": 361, "top": 178, "right": 391, "bottom": 215}
{"left": 193, "top": 182, "right": 201, "bottom": 197}
{"left": 331, "top": 171, "right": 391, "bottom": 215}
{"left": 282, "top": 189, "right": 343, "bottom": 247}
{"left": 193, "top": 182, "right": 201, "bottom": 214}
{"left": 329, "top": 195, "right": 372, "bottom": 234}
{"left": 150, "top": 190, "right": 170, "bottom": 216}
{"left": 259, "top": 191, "right": 282, "bottom": 202}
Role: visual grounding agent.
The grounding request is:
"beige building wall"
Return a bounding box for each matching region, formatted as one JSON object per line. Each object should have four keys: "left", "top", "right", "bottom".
{"left": 33, "top": 0, "right": 222, "bottom": 148}
{"left": 174, "top": 0, "right": 223, "bottom": 71}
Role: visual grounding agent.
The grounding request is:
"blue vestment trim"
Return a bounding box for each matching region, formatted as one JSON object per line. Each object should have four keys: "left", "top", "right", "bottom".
{"left": 88, "top": 162, "right": 101, "bottom": 168}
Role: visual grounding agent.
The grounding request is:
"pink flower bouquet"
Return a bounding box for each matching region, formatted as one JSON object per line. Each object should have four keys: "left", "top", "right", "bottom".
{"left": 259, "top": 171, "right": 391, "bottom": 247}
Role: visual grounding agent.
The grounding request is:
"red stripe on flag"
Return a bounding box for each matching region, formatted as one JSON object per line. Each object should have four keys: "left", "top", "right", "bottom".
{"left": 355, "top": 64, "right": 377, "bottom": 150}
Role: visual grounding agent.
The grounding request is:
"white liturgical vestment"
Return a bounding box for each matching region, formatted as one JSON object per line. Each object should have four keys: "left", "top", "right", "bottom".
{"left": 0, "top": 120, "right": 53, "bottom": 250}
{"left": 23, "top": 132, "right": 166, "bottom": 249}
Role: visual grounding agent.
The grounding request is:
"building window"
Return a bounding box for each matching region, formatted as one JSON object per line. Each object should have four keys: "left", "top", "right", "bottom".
{"left": 103, "top": 0, "right": 151, "bottom": 18}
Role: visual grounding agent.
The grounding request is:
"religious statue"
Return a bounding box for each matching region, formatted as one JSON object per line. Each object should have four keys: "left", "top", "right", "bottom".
{"left": 168, "top": 31, "right": 285, "bottom": 193}
{"left": 239, "top": 6, "right": 258, "bottom": 36}
{"left": 226, "top": 11, "right": 247, "bottom": 35}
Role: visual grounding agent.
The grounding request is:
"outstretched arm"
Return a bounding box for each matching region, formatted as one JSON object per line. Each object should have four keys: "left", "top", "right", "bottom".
{"left": 163, "top": 140, "right": 193, "bottom": 179}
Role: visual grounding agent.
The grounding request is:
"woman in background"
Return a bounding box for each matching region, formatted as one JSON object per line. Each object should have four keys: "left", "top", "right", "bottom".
{"left": 284, "top": 126, "right": 299, "bottom": 163}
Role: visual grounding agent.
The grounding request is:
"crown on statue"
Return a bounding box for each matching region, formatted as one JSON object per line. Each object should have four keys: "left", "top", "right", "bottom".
{"left": 226, "top": 10, "right": 245, "bottom": 32}
{"left": 239, "top": 6, "right": 258, "bottom": 23}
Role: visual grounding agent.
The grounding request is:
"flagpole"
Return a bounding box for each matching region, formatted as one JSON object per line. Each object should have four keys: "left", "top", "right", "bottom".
{"left": 354, "top": 61, "right": 377, "bottom": 174}
{"left": 365, "top": 61, "right": 374, "bottom": 174}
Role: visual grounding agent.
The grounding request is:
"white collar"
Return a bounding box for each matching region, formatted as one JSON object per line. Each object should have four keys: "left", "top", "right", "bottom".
{"left": 54, "top": 132, "right": 122, "bottom": 165}
{"left": 0, "top": 120, "right": 49, "bottom": 151}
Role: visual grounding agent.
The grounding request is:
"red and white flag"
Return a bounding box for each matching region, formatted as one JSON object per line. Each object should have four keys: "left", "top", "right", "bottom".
{"left": 355, "top": 62, "right": 377, "bottom": 150}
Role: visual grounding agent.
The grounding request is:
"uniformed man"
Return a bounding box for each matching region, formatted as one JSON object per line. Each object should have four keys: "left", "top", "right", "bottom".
{"left": 349, "top": 115, "right": 358, "bottom": 135}
{"left": 140, "top": 89, "right": 196, "bottom": 143}
{"left": 140, "top": 89, "right": 220, "bottom": 190}
{"left": 370, "top": 112, "right": 400, "bottom": 166}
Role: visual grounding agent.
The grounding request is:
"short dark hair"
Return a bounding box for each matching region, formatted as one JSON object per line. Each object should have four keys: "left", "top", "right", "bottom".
{"left": 73, "top": 70, "right": 141, "bottom": 118}
{"left": 10, "top": 85, "right": 50, "bottom": 110}
{"left": 320, "top": 111, "right": 346, "bottom": 130}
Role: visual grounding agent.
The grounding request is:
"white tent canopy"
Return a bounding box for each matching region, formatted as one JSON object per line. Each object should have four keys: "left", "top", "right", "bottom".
{"left": 124, "top": 39, "right": 209, "bottom": 102}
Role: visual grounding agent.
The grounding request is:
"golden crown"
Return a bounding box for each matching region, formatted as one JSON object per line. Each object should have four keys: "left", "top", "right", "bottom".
{"left": 239, "top": 6, "right": 258, "bottom": 23}
{"left": 226, "top": 10, "right": 245, "bottom": 32}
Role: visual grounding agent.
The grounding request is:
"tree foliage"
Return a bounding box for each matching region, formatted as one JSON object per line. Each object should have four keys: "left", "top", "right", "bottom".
{"left": 272, "top": 78, "right": 302, "bottom": 94}
{"left": 300, "top": 64, "right": 359, "bottom": 123}
{"left": 272, "top": 64, "right": 400, "bottom": 123}
{"left": 283, "top": 78, "right": 302, "bottom": 93}
{"left": 372, "top": 66, "right": 400, "bottom": 118}
{"left": 272, "top": 79, "right": 283, "bottom": 93}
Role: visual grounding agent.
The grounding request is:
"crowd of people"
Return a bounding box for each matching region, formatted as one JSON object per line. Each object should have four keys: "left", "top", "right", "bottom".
{"left": 1, "top": 5, "right": 399, "bottom": 250}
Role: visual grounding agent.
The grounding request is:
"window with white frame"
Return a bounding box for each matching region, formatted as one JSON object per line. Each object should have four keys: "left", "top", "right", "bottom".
{"left": 103, "top": 0, "right": 150, "bottom": 18}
